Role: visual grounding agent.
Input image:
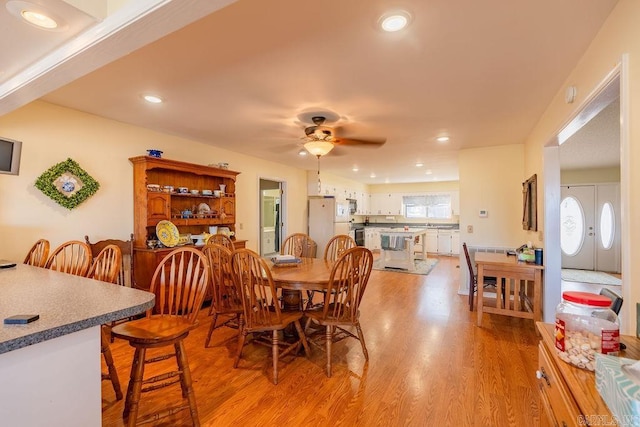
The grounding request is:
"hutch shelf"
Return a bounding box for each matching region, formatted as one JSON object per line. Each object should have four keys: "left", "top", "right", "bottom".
{"left": 130, "top": 156, "right": 243, "bottom": 292}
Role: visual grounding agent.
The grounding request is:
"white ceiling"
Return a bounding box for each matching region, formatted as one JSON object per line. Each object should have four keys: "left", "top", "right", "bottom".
{"left": 0, "top": 0, "right": 620, "bottom": 183}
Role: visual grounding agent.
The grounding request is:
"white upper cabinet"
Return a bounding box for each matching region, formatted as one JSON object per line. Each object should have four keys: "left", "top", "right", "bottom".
{"left": 369, "top": 193, "right": 403, "bottom": 215}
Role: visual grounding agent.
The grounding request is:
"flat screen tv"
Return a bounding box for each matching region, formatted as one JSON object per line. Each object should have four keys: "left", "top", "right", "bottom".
{"left": 0, "top": 137, "right": 22, "bottom": 175}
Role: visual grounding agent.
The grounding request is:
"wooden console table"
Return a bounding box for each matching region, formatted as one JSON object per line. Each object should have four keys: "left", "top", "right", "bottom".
{"left": 476, "top": 252, "right": 543, "bottom": 327}
{"left": 537, "top": 322, "right": 640, "bottom": 426}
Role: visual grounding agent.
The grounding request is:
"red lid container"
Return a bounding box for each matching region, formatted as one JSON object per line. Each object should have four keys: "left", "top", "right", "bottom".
{"left": 562, "top": 291, "right": 612, "bottom": 307}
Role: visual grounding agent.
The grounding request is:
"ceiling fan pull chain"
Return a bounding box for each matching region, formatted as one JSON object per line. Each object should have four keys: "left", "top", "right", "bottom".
{"left": 317, "top": 154, "right": 321, "bottom": 194}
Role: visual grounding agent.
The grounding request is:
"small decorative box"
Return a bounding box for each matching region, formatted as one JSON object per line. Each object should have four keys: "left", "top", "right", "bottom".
{"left": 595, "top": 353, "right": 640, "bottom": 425}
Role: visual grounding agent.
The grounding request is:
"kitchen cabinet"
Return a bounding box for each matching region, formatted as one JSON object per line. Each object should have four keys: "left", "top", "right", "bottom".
{"left": 365, "top": 228, "right": 381, "bottom": 251}
{"left": 437, "top": 230, "right": 452, "bottom": 254}
{"left": 369, "top": 193, "right": 403, "bottom": 216}
{"left": 451, "top": 230, "right": 460, "bottom": 255}
{"left": 425, "top": 230, "right": 438, "bottom": 253}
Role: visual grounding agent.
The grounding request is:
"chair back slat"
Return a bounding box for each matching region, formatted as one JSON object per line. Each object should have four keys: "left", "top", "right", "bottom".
{"left": 150, "top": 247, "right": 209, "bottom": 323}
{"left": 281, "top": 233, "right": 317, "bottom": 258}
{"left": 324, "top": 234, "right": 356, "bottom": 261}
{"left": 88, "top": 244, "right": 122, "bottom": 284}
{"left": 322, "top": 247, "right": 373, "bottom": 324}
{"left": 232, "top": 249, "right": 281, "bottom": 329}
{"left": 85, "top": 235, "right": 135, "bottom": 287}
{"left": 206, "top": 233, "right": 235, "bottom": 250}
{"left": 24, "top": 239, "right": 50, "bottom": 267}
{"left": 45, "top": 240, "right": 92, "bottom": 277}
{"left": 202, "top": 243, "right": 241, "bottom": 311}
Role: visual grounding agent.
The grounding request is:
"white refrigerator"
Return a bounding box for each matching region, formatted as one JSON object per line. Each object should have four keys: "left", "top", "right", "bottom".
{"left": 308, "top": 196, "right": 351, "bottom": 258}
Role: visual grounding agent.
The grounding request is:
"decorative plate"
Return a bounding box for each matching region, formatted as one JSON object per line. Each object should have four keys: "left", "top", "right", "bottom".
{"left": 156, "top": 220, "right": 179, "bottom": 248}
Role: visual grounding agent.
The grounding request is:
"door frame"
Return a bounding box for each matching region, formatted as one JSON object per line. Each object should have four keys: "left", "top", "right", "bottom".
{"left": 543, "top": 56, "right": 631, "bottom": 333}
{"left": 258, "top": 177, "right": 286, "bottom": 256}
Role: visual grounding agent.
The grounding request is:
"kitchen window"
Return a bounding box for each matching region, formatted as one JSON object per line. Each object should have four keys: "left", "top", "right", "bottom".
{"left": 403, "top": 194, "right": 452, "bottom": 219}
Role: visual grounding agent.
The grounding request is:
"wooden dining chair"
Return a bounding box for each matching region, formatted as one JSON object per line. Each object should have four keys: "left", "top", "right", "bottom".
{"left": 281, "top": 233, "right": 317, "bottom": 258}
{"left": 111, "top": 247, "right": 209, "bottom": 426}
{"left": 231, "top": 248, "right": 311, "bottom": 385}
{"left": 304, "top": 246, "right": 373, "bottom": 377}
{"left": 202, "top": 243, "right": 243, "bottom": 347}
{"left": 324, "top": 234, "right": 356, "bottom": 261}
{"left": 45, "top": 240, "right": 92, "bottom": 277}
{"left": 87, "top": 244, "right": 122, "bottom": 284}
{"left": 206, "top": 233, "right": 235, "bottom": 250}
{"left": 86, "top": 244, "right": 124, "bottom": 401}
{"left": 463, "top": 243, "right": 499, "bottom": 311}
{"left": 305, "top": 234, "right": 357, "bottom": 309}
{"left": 23, "top": 239, "right": 50, "bottom": 267}
{"left": 85, "top": 234, "right": 135, "bottom": 287}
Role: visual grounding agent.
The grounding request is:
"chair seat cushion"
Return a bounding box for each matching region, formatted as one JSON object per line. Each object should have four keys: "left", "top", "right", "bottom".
{"left": 111, "top": 315, "right": 196, "bottom": 344}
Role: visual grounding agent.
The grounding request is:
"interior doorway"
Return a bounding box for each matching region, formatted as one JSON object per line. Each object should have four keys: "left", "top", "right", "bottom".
{"left": 543, "top": 60, "right": 630, "bottom": 332}
{"left": 259, "top": 179, "right": 284, "bottom": 257}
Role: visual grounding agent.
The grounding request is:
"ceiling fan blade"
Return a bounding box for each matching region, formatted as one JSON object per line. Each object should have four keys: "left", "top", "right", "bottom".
{"left": 336, "top": 137, "right": 387, "bottom": 146}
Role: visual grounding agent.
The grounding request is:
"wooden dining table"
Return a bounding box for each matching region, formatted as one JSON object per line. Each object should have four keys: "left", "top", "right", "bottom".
{"left": 266, "top": 257, "right": 334, "bottom": 310}
{"left": 475, "top": 252, "right": 544, "bottom": 327}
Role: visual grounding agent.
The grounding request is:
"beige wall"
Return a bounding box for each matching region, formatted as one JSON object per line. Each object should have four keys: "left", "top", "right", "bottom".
{"left": 0, "top": 101, "right": 308, "bottom": 261}
{"left": 561, "top": 167, "right": 620, "bottom": 184}
{"left": 459, "top": 145, "right": 529, "bottom": 248}
{"left": 523, "top": 0, "right": 639, "bottom": 333}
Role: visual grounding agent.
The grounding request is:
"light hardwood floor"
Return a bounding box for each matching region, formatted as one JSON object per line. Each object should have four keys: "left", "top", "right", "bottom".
{"left": 102, "top": 256, "right": 540, "bottom": 426}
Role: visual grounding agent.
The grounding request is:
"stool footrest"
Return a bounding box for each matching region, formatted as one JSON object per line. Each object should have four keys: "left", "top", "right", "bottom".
{"left": 135, "top": 403, "right": 190, "bottom": 425}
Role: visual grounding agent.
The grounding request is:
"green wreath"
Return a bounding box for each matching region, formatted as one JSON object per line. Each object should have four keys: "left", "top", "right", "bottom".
{"left": 35, "top": 158, "right": 100, "bottom": 210}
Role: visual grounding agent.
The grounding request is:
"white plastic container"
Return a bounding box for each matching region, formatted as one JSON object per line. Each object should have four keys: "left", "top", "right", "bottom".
{"left": 555, "top": 291, "right": 619, "bottom": 371}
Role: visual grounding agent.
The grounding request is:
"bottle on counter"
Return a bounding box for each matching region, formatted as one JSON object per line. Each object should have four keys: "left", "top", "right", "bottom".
{"left": 555, "top": 291, "right": 619, "bottom": 371}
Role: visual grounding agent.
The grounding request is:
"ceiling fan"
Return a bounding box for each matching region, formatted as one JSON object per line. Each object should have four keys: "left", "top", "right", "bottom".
{"left": 302, "top": 116, "right": 386, "bottom": 157}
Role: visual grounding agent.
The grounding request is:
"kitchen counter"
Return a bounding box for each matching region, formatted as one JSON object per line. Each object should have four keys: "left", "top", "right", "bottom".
{"left": 0, "top": 263, "right": 154, "bottom": 354}
{"left": 379, "top": 228, "right": 428, "bottom": 271}
{"left": 363, "top": 223, "right": 459, "bottom": 230}
{"left": 0, "top": 263, "right": 155, "bottom": 426}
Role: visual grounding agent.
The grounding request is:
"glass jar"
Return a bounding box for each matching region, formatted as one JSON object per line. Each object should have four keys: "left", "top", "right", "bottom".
{"left": 555, "top": 291, "right": 619, "bottom": 371}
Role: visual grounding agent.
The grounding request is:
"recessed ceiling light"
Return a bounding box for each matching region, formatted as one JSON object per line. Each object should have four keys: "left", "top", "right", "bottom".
{"left": 142, "top": 94, "right": 163, "bottom": 104}
{"left": 6, "top": 1, "right": 65, "bottom": 30}
{"left": 425, "top": 169, "right": 433, "bottom": 175}
{"left": 370, "top": 173, "right": 376, "bottom": 179}
{"left": 298, "top": 149, "right": 307, "bottom": 156}
{"left": 415, "top": 162, "right": 424, "bottom": 167}
{"left": 352, "top": 166, "right": 359, "bottom": 172}
{"left": 379, "top": 11, "right": 411, "bottom": 32}
{"left": 436, "top": 136, "right": 450, "bottom": 143}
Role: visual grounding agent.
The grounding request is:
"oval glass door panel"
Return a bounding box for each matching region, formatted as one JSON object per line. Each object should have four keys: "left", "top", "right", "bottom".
{"left": 560, "top": 196, "right": 584, "bottom": 256}
{"left": 600, "top": 202, "right": 615, "bottom": 250}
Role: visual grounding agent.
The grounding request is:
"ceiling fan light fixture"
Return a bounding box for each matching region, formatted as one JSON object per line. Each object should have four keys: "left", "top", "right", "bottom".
{"left": 304, "top": 140, "right": 334, "bottom": 157}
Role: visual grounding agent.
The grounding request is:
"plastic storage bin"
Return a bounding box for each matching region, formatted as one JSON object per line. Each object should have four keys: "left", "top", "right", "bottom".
{"left": 555, "top": 291, "right": 619, "bottom": 371}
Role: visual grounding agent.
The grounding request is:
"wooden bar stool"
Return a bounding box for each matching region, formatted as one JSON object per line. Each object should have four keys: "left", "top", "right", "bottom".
{"left": 111, "top": 247, "right": 209, "bottom": 426}
{"left": 87, "top": 244, "right": 124, "bottom": 401}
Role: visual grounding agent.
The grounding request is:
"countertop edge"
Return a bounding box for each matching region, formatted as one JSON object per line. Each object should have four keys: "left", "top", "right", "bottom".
{"left": 0, "top": 298, "right": 154, "bottom": 355}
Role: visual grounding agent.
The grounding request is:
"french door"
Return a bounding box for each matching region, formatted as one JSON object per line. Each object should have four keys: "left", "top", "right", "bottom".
{"left": 560, "top": 184, "right": 620, "bottom": 272}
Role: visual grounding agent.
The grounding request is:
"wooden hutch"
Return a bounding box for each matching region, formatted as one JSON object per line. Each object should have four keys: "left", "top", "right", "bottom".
{"left": 130, "top": 156, "right": 245, "bottom": 292}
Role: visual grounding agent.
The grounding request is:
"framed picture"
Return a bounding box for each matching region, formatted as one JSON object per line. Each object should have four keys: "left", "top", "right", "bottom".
{"left": 522, "top": 174, "right": 537, "bottom": 231}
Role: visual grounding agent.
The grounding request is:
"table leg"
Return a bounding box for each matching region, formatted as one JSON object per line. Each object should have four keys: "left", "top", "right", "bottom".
{"left": 281, "top": 289, "right": 301, "bottom": 340}
{"left": 477, "top": 264, "right": 484, "bottom": 326}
